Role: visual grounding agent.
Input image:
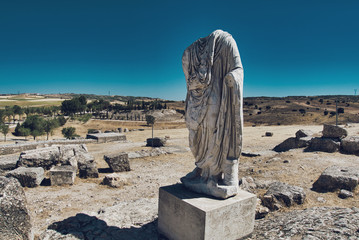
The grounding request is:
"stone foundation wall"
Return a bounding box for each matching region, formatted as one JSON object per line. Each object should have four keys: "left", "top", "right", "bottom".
{"left": 86, "top": 133, "right": 126, "bottom": 143}
{"left": 0, "top": 139, "right": 96, "bottom": 156}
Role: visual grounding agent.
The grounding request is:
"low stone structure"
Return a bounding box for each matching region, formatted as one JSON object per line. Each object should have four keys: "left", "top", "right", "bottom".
{"left": 6, "top": 167, "right": 44, "bottom": 188}
{"left": 17, "top": 144, "right": 94, "bottom": 170}
{"left": 0, "top": 176, "right": 33, "bottom": 240}
{"left": 262, "top": 182, "right": 306, "bottom": 211}
{"left": 158, "top": 184, "right": 256, "bottom": 240}
{"left": 146, "top": 137, "right": 166, "bottom": 147}
{"left": 104, "top": 153, "right": 130, "bottom": 172}
{"left": 50, "top": 165, "right": 76, "bottom": 186}
{"left": 86, "top": 132, "right": 126, "bottom": 143}
{"left": 0, "top": 139, "right": 95, "bottom": 156}
{"left": 312, "top": 165, "right": 359, "bottom": 192}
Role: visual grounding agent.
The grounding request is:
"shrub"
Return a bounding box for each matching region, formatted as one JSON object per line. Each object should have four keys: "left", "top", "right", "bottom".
{"left": 78, "top": 113, "right": 92, "bottom": 123}
{"left": 62, "top": 127, "right": 78, "bottom": 139}
{"left": 329, "top": 111, "right": 336, "bottom": 117}
{"left": 299, "top": 109, "right": 306, "bottom": 114}
{"left": 57, "top": 116, "right": 67, "bottom": 126}
{"left": 338, "top": 108, "right": 344, "bottom": 114}
{"left": 87, "top": 129, "right": 98, "bottom": 134}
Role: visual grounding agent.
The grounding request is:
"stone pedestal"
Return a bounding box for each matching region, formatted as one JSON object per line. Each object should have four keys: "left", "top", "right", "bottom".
{"left": 50, "top": 165, "right": 76, "bottom": 186}
{"left": 158, "top": 184, "right": 256, "bottom": 240}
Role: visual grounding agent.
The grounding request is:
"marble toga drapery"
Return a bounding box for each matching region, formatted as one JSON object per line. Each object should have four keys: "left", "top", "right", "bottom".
{"left": 181, "top": 30, "right": 243, "bottom": 198}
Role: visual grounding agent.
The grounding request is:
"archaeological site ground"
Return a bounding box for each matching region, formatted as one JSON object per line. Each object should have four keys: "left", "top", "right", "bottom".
{"left": 0, "top": 94, "right": 358, "bottom": 239}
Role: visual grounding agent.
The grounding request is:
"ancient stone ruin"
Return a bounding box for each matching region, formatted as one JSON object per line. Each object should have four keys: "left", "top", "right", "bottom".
{"left": 274, "top": 124, "right": 359, "bottom": 155}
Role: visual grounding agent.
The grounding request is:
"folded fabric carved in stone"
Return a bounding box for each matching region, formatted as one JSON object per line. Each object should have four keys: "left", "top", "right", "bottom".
{"left": 181, "top": 30, "right": 244, "bottom": 199}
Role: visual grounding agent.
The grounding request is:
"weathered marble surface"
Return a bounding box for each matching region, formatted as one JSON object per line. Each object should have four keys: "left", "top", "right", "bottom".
{"left": 181, "top": 29, "right": 244, "bottom": 199}
{"left": 158, "top": 184, "right": 256, "bottom": 240}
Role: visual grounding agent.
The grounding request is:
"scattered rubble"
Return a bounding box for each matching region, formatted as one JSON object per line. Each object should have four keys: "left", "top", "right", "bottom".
{"left": 255, "top": 199, "right": 270, "bottom": 219}
{"left": 239, "top": 176, "right": 257, "bottom": 193}
{"left": 262, "top": 182, "right": 306, "bottom": 211}
{"left": 101, "top": 173, "right": 130, "bottom": 188}
{"left": 250, "top": 207, "right": 359, "bottom": 239}
{"left": 338, "top": 189, "right": 354, "bottom": 199}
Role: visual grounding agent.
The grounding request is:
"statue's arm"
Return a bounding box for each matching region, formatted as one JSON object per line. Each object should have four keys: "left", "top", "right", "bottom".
{"left": 224, "top": 36, "right": 243, "bottom": 88}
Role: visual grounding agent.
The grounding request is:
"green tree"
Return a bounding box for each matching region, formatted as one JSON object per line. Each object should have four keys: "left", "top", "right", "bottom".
{"left": 78, "top": 95, "right": 87, "bottom": 106}
{"left": 0, "top": 110, "right": 5, "bottom": 124}
{"left": 57, "top": 116, "right": 67, "bottom": 126}
{"left": 146, "top": 115, "right": 156, "bottom": 144}
{"left": 18, "top": 127, "right": 31, "bottom": 140}
{"left": 22, "top": 115, "right": 46, "bottom": 140}
{"left": 62, "top": 127, "right": 77, "bottom": 139}
{"left": 12, "top": 105, "right": 23, "bottom": 121}
{"left": 4, "top": 106, "right": 14, "bottom": 123}
{"left": 61, "top": 99, "right": 80, "bottom": 116}
{"left": 0, "top": 124, "right": 9, "bottom": 141}
{"left": 44, "top": 119, "right": 59, "bottom": 140}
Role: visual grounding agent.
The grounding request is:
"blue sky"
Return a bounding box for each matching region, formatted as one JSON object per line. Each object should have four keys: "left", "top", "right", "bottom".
{"left": 0, "top": 0, "right": 358, "bottom": 100}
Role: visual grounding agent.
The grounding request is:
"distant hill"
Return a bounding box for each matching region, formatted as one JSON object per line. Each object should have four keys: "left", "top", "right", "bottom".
{"left": 1, "top": 93, "right": 358, "bottom": 126}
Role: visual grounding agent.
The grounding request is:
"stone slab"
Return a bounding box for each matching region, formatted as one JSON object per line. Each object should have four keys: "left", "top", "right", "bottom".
{"left": 104, "top": 153, "right": 130, "bottom": 172}
{"left": 6, "top": 167, "right": 44, "bottom": 188}
{"left": 50, "top": 165, "right": 76, "bottom": 186}
{"left": 86, "top": 133, "right": 126, "bottom": 143}
{"left": 0, "top": 155, "right": 18, "bottom": 170}
{"left": 158, "top": 184, "right": 256, "bottom": 240}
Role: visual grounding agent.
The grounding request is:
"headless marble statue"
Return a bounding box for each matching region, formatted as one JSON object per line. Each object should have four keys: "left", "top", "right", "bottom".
{"left": 181, "top": 30, "right": 244, "bottom": 199}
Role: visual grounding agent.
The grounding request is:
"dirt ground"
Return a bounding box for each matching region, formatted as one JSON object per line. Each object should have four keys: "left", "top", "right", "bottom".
{"left": 20, "top": 123, "right": 359, "bottom": 237}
